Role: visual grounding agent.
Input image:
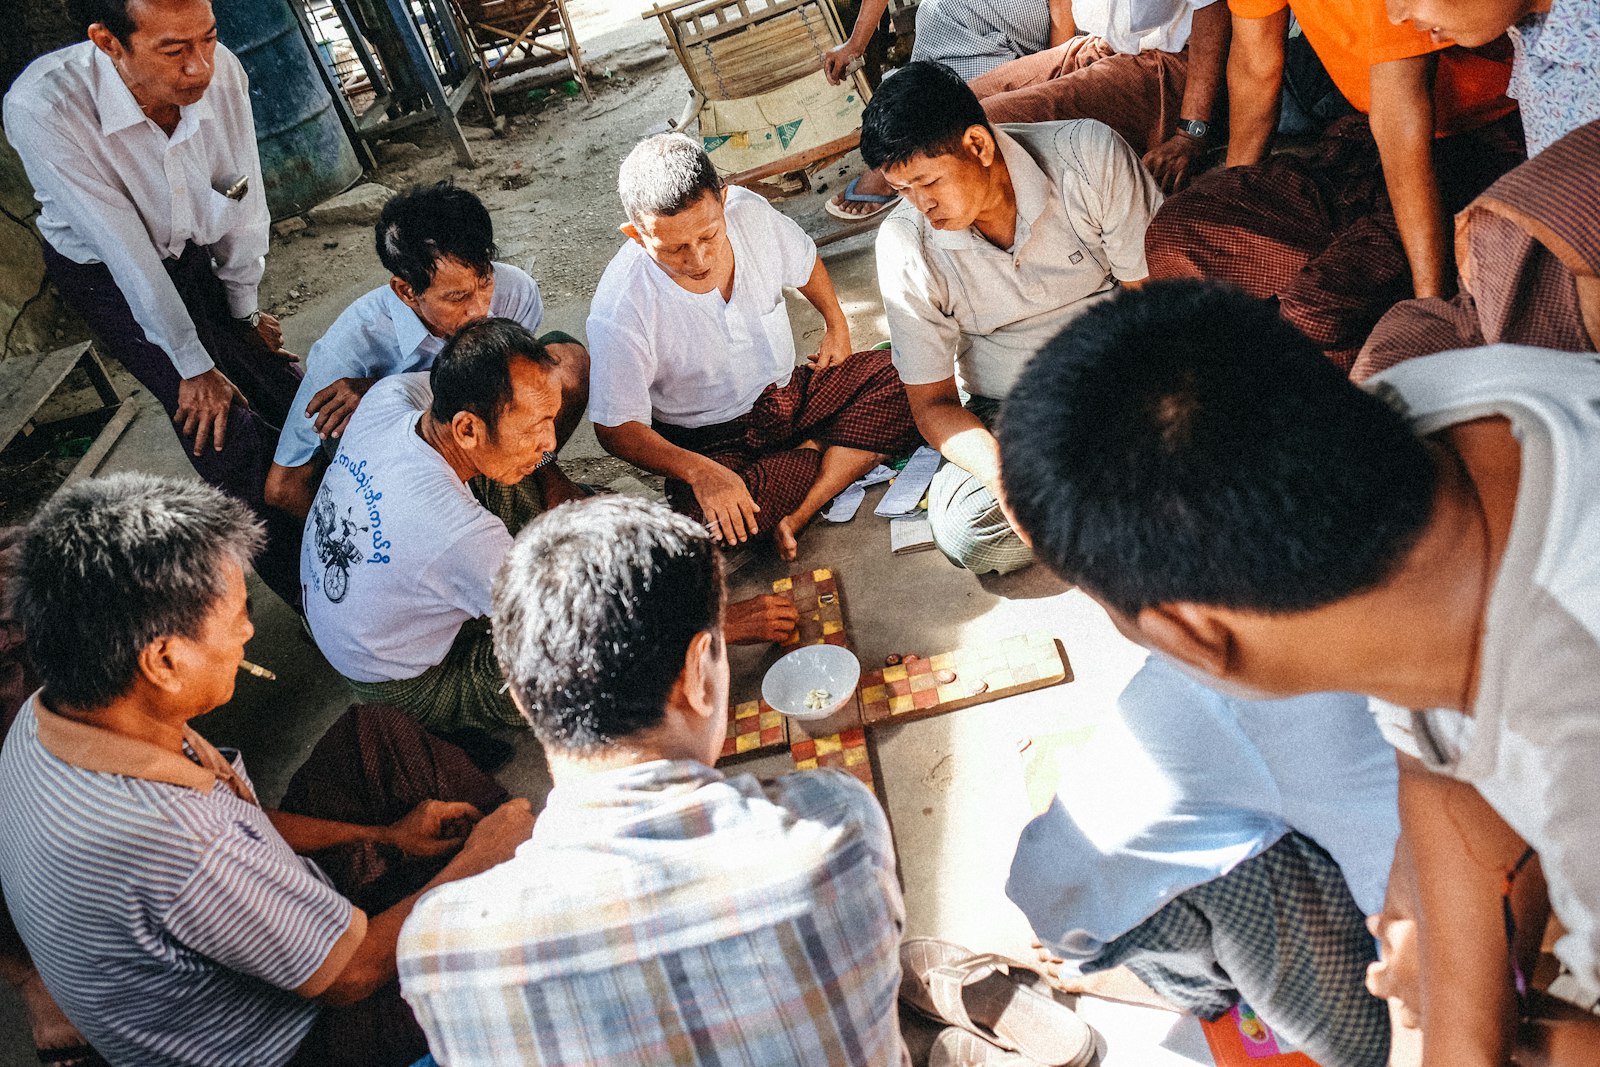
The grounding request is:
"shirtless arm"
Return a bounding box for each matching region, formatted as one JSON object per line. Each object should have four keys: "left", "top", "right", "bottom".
{"left": 907, "top": 377, "right": 1000, "bottom": 493}
{"left": 594, "top": 421, "right": 761, "bottom": 544}
{"left": 1049, "top": 0, "right": 1078, "bottom": 46}
{"left": 824, "top": 0, "right": 891, "bottom": 83}
{"left": 1142, "top": 2, "right": 1230, "bottom": 192}
{"left": 264, "top": 457, "right": 327, "bottom": 520}
{"left": 795, "top": 257, "right": 853, "bottom": 370}
{"left": 1396, "top": 754, "right": 1546, "bottom": 1067}
{"left": 1369, "top": 53, "right": 1451, "bottom": 298}
{"left": 1224, "top": 8, "right": 1287, "bottom": 167}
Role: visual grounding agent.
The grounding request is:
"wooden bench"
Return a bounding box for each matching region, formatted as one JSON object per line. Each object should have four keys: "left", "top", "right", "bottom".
{"left": 0, "top": 342, "right": 137, "bottom": 489}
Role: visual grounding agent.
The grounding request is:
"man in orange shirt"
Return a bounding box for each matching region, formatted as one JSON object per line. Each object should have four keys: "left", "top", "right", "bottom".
{"left": 1143, "top": 0, "right": 1525, "bottom": 368}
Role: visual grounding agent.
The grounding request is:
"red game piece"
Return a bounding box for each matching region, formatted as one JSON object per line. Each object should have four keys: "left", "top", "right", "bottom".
{"left": 884, "top": 653, "right": 901, "bottom": 666}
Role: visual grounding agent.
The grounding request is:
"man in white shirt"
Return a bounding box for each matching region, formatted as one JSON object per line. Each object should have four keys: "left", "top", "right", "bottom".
{"left": 1012, "top": 656, "right": 1398, "bottom": 1067}
{"left": 265, "top": 183, "right": 590, "bottom": 520}
{"left": 969, "top": 0, "right": 1230, "bottom": 194}
{"left": 999, "top": 281, "right": 1600, "bottom": 1064}
{"left": 302, "top": 318, "right": 561, "bottom": 740}
{"left": 587, "top": 134, "right": 920, "bottom": 576}
{"left": 864, "top": 62, "right": 1161, "bottom": 575}
{"left": 4, "top": 0, "right": 304, "bottom": 606}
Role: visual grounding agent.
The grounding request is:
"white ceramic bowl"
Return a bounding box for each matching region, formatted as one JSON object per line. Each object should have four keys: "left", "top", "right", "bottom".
{"left": 762, "top": 644, "right": 861, "bottom": 720}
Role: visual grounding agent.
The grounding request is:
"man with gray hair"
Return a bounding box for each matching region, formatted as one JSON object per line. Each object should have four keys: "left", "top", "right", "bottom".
{"left": 587, "top": 134, "right": 920, "bottom": 580}
{"left": 0, "top": 472, "right": 532, "bottom": 1067}
{"left": 398, "top": 496, "right": 908, "bottom": 1065}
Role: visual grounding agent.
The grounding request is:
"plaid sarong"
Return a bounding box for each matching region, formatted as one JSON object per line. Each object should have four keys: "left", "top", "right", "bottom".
{"left": 1355, "top": 117, "right": 1600, "bottom": 379}
{"left": 1084, "top": 831, "right": 1390, "bottom": 1067}
{"left": 341, "top": 475, "right": 545, "bottom": 734}
{"left": 656, "top": 350, "right": 920, "bottom": 529}
{"left": 1146, "top": 113, "right": 1526, "bottom": 369}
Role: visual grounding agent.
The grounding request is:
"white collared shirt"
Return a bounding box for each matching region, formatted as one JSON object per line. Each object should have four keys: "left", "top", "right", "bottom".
{"left": 878, "top": 121, "right": 1162, "bottom": 400}
{"left": 586, "top": 186, "right": 818, "bottom": 430}
{"left": 272, "top": 263, "right": 544, "bottom": 467}
{"left": 4, "top": 41, "right": 268, "bottom": 379}
{"left": 1072, "top": 0, "right": 1220, "bottom": 55}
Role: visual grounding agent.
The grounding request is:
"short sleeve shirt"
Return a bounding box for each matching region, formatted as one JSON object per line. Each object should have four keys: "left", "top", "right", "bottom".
{"left": 1365, "top": 345, "right": 1600, "bottom": 1005}
{"left": 301, "top": 374, "right": 513, "bottom": 682}
{"left": 1508, "top": 0, "right": 1600, "bottom": 155}
{"left": 1073, "top": 0, "right": 1221, "bottom": 55}
{"left": 273, "top": 263, "right": 544, "bottom": 467}
{"left": 911, "top": 0, "right": 1054, "bottom": 79}
{"left": 586, "top": 187, "right": 818, "bottom": 429}
{"left": 0, "top": 696, "right": 360, "bottom": 1067}
{"left": 1228, "top": 0, "right": 1515, "bottom": 133}
{"left": 877, "top": 121, "right": 1162, "bottom": 400}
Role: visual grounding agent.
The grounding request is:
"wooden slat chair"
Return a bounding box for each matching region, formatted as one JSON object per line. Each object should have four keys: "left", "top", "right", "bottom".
{"left": 643, "top": 0, "right": 872, "bottom": 194}
{"left": 450, "top": 0, "right": 591, "bottom": 99}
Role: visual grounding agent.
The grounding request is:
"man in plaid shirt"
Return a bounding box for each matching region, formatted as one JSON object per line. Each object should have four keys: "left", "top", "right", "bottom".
{"left": 397, "top": 496, "right": 909, "bottom": 1066}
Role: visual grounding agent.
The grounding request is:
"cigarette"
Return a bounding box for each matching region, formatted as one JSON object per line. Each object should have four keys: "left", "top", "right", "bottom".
{"left": 239, "top": 659, "right": 277, "bottom": 681}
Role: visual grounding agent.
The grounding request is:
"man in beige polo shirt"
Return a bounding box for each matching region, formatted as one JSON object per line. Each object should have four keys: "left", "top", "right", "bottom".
{"left": 866, "top": 61, "right": 1161, "bottom": 574}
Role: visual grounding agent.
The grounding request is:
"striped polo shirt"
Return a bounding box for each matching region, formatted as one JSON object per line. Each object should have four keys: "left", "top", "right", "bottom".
{"left": 0, "top": 694, "right": 365, "bottom": 1067}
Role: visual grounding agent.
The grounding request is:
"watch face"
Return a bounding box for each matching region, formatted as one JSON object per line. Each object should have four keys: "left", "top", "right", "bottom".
{"left": 1179, "top": 119, "right": 1207, "bottom": 138}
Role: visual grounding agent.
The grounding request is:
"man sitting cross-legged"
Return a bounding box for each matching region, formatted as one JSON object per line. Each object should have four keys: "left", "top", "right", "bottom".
{"left": 865, "top": 61, "right": 1162, "bottom": 575}
{"left": 301, "top": 318, "right": 565, "bottom": 740}
{"left": 1000, "top": 281, "right": 1600, "bottom": 1065}
{"left": 587, "top": 134, "right": 921, "bottom": 571}
{"left": 398, "top": 496, "right": 909, "bottom": 1066}
{"left": 264, "top": 181, "right": 590, "bottom": 521}
{"left": 0, "top": 473, "right": 532, "bottom": 1067}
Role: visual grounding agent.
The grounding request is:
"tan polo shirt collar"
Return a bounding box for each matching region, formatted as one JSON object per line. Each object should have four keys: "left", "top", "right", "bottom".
{"left": 931, "top": 129, "right": 1051, "bottom": 254}
{"left": 31, "top": 693, "right": 258, "bottom": 806}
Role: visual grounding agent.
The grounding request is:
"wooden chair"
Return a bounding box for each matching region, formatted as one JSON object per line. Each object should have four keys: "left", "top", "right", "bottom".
{"left": 643, "top": 0, "right": 872, "bottom": 193}
{"left": 450, "top": 0, "right": 591, "bottom": 100}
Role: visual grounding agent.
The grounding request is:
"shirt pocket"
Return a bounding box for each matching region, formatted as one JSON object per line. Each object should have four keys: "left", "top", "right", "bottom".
{"left": 200, "top": 186, "right": 243, "bottom": 243}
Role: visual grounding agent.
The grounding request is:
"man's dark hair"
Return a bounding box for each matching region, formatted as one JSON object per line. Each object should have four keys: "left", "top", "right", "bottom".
{"left": 69, "top": 0, "right": 136, "bottom": 44}
{"left": 376, "top": 182, "right": 497, "bottom": 295}
{"left": 492, "top": 496, "right": 725, "bottom": 752}
{"left": 998, "top": 281, "right": 1438, "bottom": 617}
{"left": 860, "top": 61, "right": 994, "bottom": 171}
{"left": 15, "top": 473, "right": 264, "bottom": 711}
{"left": 430, "top": 317, "right": 555, "bottom": 438}
{"left": 617, "top": 133, "right": 723, "bottom": 224}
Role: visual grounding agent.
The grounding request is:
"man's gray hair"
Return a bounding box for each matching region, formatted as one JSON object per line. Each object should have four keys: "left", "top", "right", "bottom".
{"left": 15, "top": 473, "right": 264, "bottom": 711}
{"left": 618, "top": 133, "right": 723, "bottom": 224}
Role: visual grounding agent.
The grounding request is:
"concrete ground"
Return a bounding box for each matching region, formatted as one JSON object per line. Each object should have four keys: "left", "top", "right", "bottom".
{"left": 0, "top": 5, "right": 1224, "bottom": 1062}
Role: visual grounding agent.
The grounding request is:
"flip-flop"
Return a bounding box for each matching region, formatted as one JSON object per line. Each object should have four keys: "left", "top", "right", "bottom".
{"left": 824, "top": 175, "right": 900, "bottom": 221}
{"left": 901, "top": 938, "right": 1097, "bottom": 1067}
{"left": 929, "top": 1028, "right": 1051, "bottom": 1066}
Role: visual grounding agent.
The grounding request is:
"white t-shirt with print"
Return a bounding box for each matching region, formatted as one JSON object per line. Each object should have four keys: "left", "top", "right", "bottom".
{"left": 300, "top": 374, "right": 512, "bottom": 683}
{"left": 1366, "top": 345, "right": 1600, "bottom": 1005}
{"left": 585, "top": 186, "right": 818, "bottom": 430}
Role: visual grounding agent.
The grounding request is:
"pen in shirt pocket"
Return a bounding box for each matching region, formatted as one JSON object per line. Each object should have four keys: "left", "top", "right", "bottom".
{"left": 218, "top": 175, "right": 249, "bottom": 201}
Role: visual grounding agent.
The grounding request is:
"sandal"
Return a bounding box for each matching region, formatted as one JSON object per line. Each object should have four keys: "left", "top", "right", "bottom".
{"left": 929, "top": 1028, "right": 1054, "bottom": 1066}
{"left": 824, "top": 175, "right": 900, "bottom": 221}
{"left": 900, "top": 939, "right": 1096, "bottom": 1067}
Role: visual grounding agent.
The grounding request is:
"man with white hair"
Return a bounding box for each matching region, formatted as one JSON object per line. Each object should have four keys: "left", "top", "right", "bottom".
{"left": 587, "top": 134, "right": 921, "bottom": 572}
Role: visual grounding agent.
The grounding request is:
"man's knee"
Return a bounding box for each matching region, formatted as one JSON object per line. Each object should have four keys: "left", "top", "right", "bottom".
{"left": 927, "top": 468, "right": 1030, "bottom": 574}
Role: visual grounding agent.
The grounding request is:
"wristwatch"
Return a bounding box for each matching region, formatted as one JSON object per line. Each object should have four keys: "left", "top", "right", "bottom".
{"left": 1175, "top": 118, "right": 1210, "bottom": 140}
{"left": 235, "top": 309, "right": 262, "bottom": 329}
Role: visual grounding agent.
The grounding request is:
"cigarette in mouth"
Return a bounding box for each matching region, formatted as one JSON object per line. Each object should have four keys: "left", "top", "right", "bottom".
{"left": 239, "top": 659, "right": 277, "bottom": 681}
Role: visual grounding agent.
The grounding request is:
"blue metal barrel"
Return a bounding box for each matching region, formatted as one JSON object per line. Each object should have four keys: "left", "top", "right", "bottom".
{"left": 215, "top": 0, "right": 361, "bottom": 219}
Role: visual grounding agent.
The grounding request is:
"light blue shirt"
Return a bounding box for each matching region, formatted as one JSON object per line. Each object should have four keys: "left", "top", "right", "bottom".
{"left": 273, "top": 262, "right": 543, "bottom": 466}
{"left": 1007, "top": 656, "right": 1399, "bottom": 965}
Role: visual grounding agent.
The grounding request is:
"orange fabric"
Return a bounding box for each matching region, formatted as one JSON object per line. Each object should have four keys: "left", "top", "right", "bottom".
{"left": 1227, "top": 0, "right": 1514, "bottom": 133}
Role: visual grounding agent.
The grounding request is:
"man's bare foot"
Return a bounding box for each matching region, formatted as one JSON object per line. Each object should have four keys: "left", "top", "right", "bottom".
{"left": 725, "top": 593, "right": 799, "bottom": 644}
{"left": 775, "top": 516, "right": 801, "bottom": 561}
{"left": 828, "top": 169, "right": 899, "bottom": 218}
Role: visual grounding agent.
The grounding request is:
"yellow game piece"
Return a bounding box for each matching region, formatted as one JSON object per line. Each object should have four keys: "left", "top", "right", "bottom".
{"left": 822, "top": 620, "right": 842, "bottom": 635}
{"left": 772, "top": 577, "right": 793, "bottom": 592}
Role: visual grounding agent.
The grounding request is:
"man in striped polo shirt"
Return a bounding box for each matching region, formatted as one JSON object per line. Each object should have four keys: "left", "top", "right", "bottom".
{"left": 0, "top": 473, "right": 533, "bottom": 1067}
